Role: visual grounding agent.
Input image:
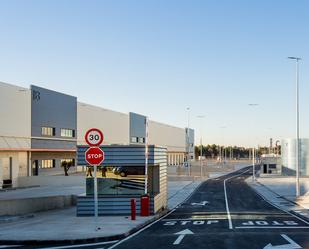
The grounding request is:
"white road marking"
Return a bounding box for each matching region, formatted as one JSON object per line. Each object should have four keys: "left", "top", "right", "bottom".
{"left": 263, "top": 234, "right": 302, "bottom": 249}
{"left": 173, "top": 229, "right": 194, "bottom": 245}
{"left": 224, "top": 168, "right": 251, "bottom": 229}
{"left": 108, "top": 176, "right": 206, "bottom": 248}
{"left": 39, "top": 240, "right": 118, "bottom": 249}
{"left": 294, "top": 211, "right": 308, "bottom": 216}
{"left": 235, "top": 226, "right": 309, "bottom": 229}
{"left": 107, "top": 209, "right": 176, "bottom": 249}
{"left": 0, "top": 246, "right": 22, "bottom": 249}
{"left": 162, "top": 217, "right": 225, "bottom": 221}
{"left": 191, "top": 201, "right": 209, "bottom": 206}
{"left": 242, "top": 220, "right": 299, "bottom": 226}
{"left": 163, "top": 220, "right": 219, "bottom": 226}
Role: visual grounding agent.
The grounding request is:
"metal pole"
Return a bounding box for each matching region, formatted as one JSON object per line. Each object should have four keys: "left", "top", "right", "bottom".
{"left": 145, "top": 117, "right": 149, "bottom": 195}
{"left": 94, "top": 164, "right": 98, "bottom": 217}
{"left": 248, "top": 103, "right": 259, "bottom": 181}
{"left": 197, "top": 115, "right": 205, "bottom": 177}
{"left": 252, "top": 147, "right": 255, "bottom": 181}
{"left": 200, "top": 120, "right": 202, "bottom": 177}
{"left": 296, "top": 59, "right": 300, "bottom": 197}
{"left": 187, "top": 107, "right": 191, "bottom": 174}
{"left": 288, "top": 57, "right": 301, "bottom": 197}
{"left": 200, "top": 137, "right": 202, "bottom": 177}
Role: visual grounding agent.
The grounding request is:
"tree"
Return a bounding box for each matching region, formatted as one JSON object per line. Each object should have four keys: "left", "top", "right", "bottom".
{"left": 61, "top": 160, "right": 73, "bottom": 176}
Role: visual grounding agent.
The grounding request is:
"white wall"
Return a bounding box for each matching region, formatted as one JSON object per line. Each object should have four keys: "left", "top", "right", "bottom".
{"left": 77, "top": 102, "right": 130, "bottom": 145}
{"left": 0, "top": 82, "right": 31, "bottom": 149}
{"left": 148, "top": 121, "right": 186, "bottom": 152}
{"left": 18, "top": 175, "right": 84, "bottom": 187}
{"left": 0, "top": 152, "right": 22, "bottom": 187}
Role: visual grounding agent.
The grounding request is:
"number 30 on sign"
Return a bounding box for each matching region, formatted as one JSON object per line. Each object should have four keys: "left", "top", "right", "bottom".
{"left": 85, "top": 128, "right": 104, "bottom": 146}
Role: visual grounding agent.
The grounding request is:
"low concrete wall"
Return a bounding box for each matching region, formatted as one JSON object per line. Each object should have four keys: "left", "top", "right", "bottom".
{"left": 0, "top": 195, "right": 77, "bottom": 216}
{"left": 18, "top": 175, "right": 84, "bottom": 187}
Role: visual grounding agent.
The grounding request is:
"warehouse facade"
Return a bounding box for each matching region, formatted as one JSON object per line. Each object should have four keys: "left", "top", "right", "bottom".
{"left": 0, "top": 82, "right": 195, "bottom": 188}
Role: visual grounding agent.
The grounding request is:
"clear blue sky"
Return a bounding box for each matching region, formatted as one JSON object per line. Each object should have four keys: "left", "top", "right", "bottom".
{"left": 0, "top": 0, "right": 308, "bottom": 147}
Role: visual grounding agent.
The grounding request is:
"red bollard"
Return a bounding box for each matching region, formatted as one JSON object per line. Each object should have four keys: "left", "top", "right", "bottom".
{"left": 131, "top": 198, "right": 136, "bottom": 220}
{"left": 140, "top": 195, "right": 150, "bottom": 216}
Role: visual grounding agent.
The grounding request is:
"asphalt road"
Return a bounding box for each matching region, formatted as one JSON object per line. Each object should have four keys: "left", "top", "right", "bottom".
{"left": 108, "top": 166, "right": 309, "bottom": 249}
{"left": 2, "top": 166, "right": 309, "bottom": 249}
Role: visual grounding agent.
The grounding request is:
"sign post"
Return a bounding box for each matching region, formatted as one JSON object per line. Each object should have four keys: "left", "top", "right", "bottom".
{"left": 85, "top": 128, "right": 104, "bottom": 222}
{"left": 144, "top": 117, "right": 149, "bottom": 194}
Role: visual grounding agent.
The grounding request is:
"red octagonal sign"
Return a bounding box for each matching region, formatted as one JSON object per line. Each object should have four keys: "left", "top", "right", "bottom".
{"left": 85, "top": 147, "right": 105, "bottom": 166}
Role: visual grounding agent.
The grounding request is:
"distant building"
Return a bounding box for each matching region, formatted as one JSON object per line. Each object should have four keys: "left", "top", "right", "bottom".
{"left": 0, "top": 82, "right": 194, "bottom": 188}
{"left": 260, "top": 153, "right": 281, "bottom": 175}
{"left": 281, "top": 138, "right": 309, "bottom": 176}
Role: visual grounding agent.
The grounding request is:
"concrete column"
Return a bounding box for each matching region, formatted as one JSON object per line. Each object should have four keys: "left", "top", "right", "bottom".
{"left": 27, "top": 152, "right": 31, "bottom": 176}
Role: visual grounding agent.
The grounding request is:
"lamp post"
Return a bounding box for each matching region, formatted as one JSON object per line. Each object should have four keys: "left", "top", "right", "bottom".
{"left": 197, "top": 115, "right": 205, "bottom": 177}
{"left": 186, "top": 107, "right": 191, "bottom": 175}
{"left": 248, "top": 103, "right": 259, "bottom": 182}
{"left": 288, "top": 56, "right": 301, "bottom": 197}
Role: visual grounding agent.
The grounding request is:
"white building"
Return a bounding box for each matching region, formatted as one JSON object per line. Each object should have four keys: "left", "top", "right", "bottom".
{"left": 0, "top": 82, "right": 195, "bottom": 188}
{"left": 281, "top": 138, "right": 309, "bottom": 176}
{"left": 0, "top": 82, "right": 31, "bottom": 187}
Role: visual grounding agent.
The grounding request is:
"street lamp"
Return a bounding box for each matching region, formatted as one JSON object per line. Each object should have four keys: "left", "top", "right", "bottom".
{"left": 197, "top": 115, "right": 205, "bottom": 177}
{"left": 248, "top": 103, "right": 259, "bottom": 182}
{"left": 288, "top": 56, "right": 301, "bottom": 197}
{"left": 186, "top": 107, "right": 191, "bottom": 175}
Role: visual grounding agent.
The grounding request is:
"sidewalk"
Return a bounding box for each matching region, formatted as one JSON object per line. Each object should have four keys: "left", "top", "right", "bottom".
{"left": 0, "top": 179, "right": 202, "bottom": 243}
{"left": 247, "top": 176, "right": 309, "bottom": 222}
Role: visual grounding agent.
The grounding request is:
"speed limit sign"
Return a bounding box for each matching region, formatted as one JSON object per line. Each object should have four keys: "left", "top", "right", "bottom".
{"left": 85, "top": 128, "right": 104, "bottom": 146}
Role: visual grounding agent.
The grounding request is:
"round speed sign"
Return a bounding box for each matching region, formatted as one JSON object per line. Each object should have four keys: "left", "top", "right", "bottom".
{"left": 85, "top": 128, "right": 104, "bottom": 146}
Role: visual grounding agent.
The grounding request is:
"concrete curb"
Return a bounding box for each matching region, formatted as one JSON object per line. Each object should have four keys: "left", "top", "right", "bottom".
{"left": 255, "top": 181, "right": 299, "bottom": 206}
{"left": 247, "top": 179, "right": 309, "bottom": 223}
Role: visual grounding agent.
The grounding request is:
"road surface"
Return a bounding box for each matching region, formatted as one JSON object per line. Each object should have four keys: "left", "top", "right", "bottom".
{"left": 2, "top": 166, "right": 309, "bottom": 249}
{"left": 108, "top": 166, "right": 309, "bottom": 249}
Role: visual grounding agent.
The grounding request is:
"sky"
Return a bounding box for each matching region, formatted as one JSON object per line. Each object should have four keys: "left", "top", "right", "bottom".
{"left": 0, "top": 0, "right": 308, "bottom": 147}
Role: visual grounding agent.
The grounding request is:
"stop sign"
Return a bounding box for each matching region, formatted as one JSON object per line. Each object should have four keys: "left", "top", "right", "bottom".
{"left": 85, "top": 147, "right": 105, "bottom": 165}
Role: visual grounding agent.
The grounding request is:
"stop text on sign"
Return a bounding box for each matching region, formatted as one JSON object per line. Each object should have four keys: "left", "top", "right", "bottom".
{"left": 85, "top": 147, "right": 105, "bottom": 166}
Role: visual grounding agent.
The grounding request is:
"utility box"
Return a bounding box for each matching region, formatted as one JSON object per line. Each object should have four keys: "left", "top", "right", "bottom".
{"left": 76, "top": 145, "right": 167, "bottom": 216}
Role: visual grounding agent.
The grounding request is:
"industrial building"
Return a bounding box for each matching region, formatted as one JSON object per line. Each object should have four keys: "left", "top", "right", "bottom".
{"left": 0, "top": 82, "right": 194, "bottom": 188}
{"left": 281, "top": 138, "right": 309, "bottom": 176}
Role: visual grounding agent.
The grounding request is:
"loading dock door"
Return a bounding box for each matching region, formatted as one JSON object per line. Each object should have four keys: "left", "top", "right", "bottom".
{"left": 263, "top": 164, "right": 267, "bottom": 174}
{"left": 32, "top": 160, "right": 39, "bottom": 176}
